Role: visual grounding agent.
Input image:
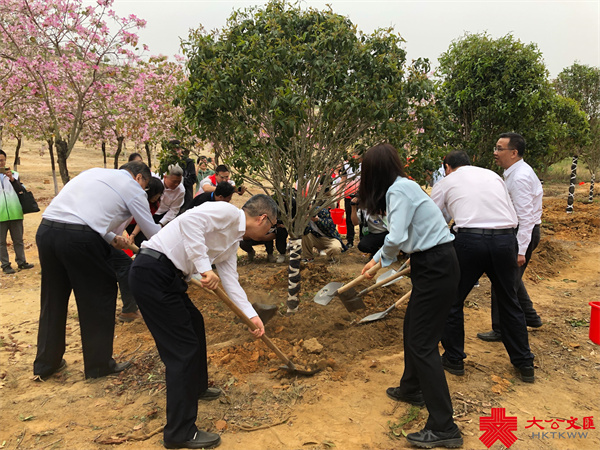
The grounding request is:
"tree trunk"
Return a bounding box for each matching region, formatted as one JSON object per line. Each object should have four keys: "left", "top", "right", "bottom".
{"left": 589, "top": 172, "right": 595, "bottom": 203}
{"left": 566, "top": 156, "right": 577, "bottom": 213}
{"left": 47, "top": 138, "right": 59, "bottom": 195}
{"left": 13, "top": 136, "right": 22, "bottom": 169}
{"left": 101, "top": 141, "right": 107, "bottom": 168}
{"left": 56, "top": 138, "right": 71, "bottom": 185}
{"left": 286, "top": 237, "right": 302, "bottom": 312}
{"left": 144, "top": 141, "right": 152, "bottom": 168}
{"left": 113, "top": 136, "right": 124, "bottom": 169}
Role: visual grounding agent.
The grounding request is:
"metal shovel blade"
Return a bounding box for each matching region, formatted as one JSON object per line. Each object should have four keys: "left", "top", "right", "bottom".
{"left": 314, "top": 282, "right": 344, "bottom": 305}
{"left": 338, "top": 289, "right": 366, "bottom": 312}
{"left": 376, "top": 269, "right": 404, "bottom": 287}
{"left": 358, "top": 304, "right": 396, "bottom": 324}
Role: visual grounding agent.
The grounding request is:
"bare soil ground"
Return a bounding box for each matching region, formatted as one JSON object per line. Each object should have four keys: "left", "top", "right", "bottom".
{"left": 1, "top": 143, "right": 599, "bottom": 450}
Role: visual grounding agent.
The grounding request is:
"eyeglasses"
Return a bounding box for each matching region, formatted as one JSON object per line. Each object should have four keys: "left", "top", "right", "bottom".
{"left": 493, "top": 146, "right": 514, "bottom": 153}
{"left": 265, "top": 215, "right": 277, "bottom": 233}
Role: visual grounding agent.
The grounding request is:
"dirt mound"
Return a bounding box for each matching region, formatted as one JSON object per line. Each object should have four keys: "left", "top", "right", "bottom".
{"left": 542, "top": 196, "right": 600, "bottom": 240}
{"left": 528, "top": 239, "right": 574, "bottom": 280}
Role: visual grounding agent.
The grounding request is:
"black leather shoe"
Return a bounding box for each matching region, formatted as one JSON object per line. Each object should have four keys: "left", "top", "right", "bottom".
{"left": 526, "top": 317, "right": 543, "bottom": 328}
{"left": 386, "top": 387, "right": 425, "bottom": 407}
{"left": 34, "top": 359, "right": 67, "bottom": 381}
{"left": 476, "top": 330, "right": 502, "bottom": 342}
{"left": 441, "top": 355, "right": 465, "bottom": 376}
{"left": 406, "top": 428, "right": 463, "bottom": 448}
{"left": 2, "top": 266, "right": 16, "bottom": 274}
{"left": 515, "top": 365, "right": 535, "bottom": 383}
{"left": 198, "top": 387, "right": 222, "bottom": 401}
{"left": 164, "top": 430, "right": 221, "bottom": 449}
{"left": 18, "top": 262, "right": 34, "bottom": 270}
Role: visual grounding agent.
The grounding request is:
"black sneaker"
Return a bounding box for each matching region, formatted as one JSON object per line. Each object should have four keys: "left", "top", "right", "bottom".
{"left": 515, "top": 365, "right": 535, "bottom": 383}
{"left": 386, "top": 387, "right": 425, "bottom": 407}
{"left": 476, "top": 330, "right": 502, "bottom": 342}
{"left": 18, "top": 262, "right": 34, "bottom": 270}
{"left": 3, "top": 266, "right": 16, "bottom": 274}
{"left": 441, "top": 355, "right": 465, "bottom": 376}
{"left": 526, "top": 317, "right": 543, "bottom": 328}
{"left": 34, "top": 359, "right": 67, "bottom": 381}
{"left": 198, "top": 387, "right": 222, "bottom": 401}
{"left": 406, "top": 428, "right": 463, "bottom": 448}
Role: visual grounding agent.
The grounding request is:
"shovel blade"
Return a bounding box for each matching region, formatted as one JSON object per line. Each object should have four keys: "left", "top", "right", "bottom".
{"left": 314, "top": 282, "right": 344, "bottom": 305}
{"left": 358, "top": 304, "right": 396, "bottom": 324}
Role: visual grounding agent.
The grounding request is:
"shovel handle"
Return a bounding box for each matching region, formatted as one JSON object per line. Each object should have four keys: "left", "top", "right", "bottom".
{"left": 337, "top": 261, "right": 382, "bottom": 294}
{"left": 394, "top": 290, "right": 412, "bottom": 308}
{"left": 127, "top": 243, "right": 140, "bottom": 254}
{"left": 189, "top": 279, "right": 295, "bottom": 369}
{"left": 358, "top": 266, "right": 411, "bottom": 296}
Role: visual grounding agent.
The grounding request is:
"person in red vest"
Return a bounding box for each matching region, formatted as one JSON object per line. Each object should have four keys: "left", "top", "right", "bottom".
{"left": 198, "top": 164, "right": 245, "bottom": 196}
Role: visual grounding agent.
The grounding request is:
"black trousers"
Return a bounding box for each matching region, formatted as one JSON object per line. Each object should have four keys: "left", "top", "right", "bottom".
{"left": 107, "top": 246, "right": 137, "bottom": 314}
{"left": 398, "top": 242, "right": 459, "bottom": 433}
{"left": 357, "top": 231, "right": 388, "bottom": 256}
{"left": 240, "top": 226, "right": 288, "bottom": 255}
{"left": 343, "top": 197, "right": 356, "bottom": 244}
{"left": 34, "top": 223, "right": 119, "bottom": 379}
{"left": 129, "top": 254, "right": 207, "bottom": 444}
{"left": 490, "top": 225, "right": 541, "bottom": 330}
{"left": 442, "top": 232, "right": 534, "bottom": 368}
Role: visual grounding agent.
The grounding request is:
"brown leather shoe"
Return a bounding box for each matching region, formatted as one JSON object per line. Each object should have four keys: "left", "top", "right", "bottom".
{"left": 118, "top": 311, "right": 142, "bottom": 322}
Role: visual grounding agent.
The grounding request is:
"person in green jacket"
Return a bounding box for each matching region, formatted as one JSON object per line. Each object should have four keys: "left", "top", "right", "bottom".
{"left": 0, "top": 150, "right": 34, "bottom": 274}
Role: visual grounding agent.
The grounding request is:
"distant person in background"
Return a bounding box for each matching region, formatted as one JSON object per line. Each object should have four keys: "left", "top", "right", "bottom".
{"left": 126, "top": 177, "right": 165, "bottom": 246}
{"left": 128, "top": 153, "right": 143, "bottom": 163}
{"left": 198, "top": 164, "right": 245, "bottom": 196}
{"left": 302, "top": 207, "right": 345, "bottom": 263}
{"left": 154, "top": 164, "right": 185, "bottom": 227}
{"left": 0, "top": 150, "right": 35, "bottom": 274}
{"left": 192, "top": 181, "right": 235, "bottom": 208}
{"left": 350, "top": 196, "right": 388, "bottom": 258}
{"left": 240, "top": 218, "right": 288, "bottom": 263}
{"left": 195, "top": 156, "right": 214, "bottom": 194}
{"left": 168, "top": 140, "right": 197, "bottom": 213}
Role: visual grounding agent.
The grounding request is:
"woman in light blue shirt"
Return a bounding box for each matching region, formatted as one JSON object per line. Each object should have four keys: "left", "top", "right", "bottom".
{"left": 359, "top": 143, "right": 463, "bottom": 449}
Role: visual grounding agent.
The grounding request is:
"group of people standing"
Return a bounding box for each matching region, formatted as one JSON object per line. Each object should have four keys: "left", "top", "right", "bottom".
{"left": 16, "top": 129, "right": 543, "bottom": 449}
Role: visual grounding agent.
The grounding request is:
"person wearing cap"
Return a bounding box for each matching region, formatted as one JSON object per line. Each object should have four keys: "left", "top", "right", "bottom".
{"left": 129, "top": 194, "right": 275, "bottom": 449}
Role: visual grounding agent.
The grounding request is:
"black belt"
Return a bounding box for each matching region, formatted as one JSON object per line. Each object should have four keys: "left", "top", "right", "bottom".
{"left": 139, "top": 248, "right": 183, "bottom": 277}
{"left": 41, "top": 219, "right": 94, "bottom": 232}
{"left": 458, "top": 227, "right": 515, "bottom": 235}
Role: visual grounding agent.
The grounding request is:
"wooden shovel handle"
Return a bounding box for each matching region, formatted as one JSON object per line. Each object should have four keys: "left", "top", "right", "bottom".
{"left": 394, "top": 290, "right": 412, "bottom": 308}
{"left": 360, "top": 266, "right": 411, "bottom": 296}
{"left": 127, "top": 243, "right": 140, "bottom": 254}
{"left": 189, "top": 279, "right": 294, "bottom": 368}
{"left": 337, "top": 261, "right": 382, "bottom": 294}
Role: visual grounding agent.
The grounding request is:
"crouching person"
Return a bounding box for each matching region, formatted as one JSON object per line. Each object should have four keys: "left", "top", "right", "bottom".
{"left": 129, "top": 195, "right": 275, "bottom": 449}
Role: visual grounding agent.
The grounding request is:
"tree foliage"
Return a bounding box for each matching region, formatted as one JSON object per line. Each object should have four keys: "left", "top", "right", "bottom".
{"left": 180, "top": 0, "right": 443, "bottom": 237}
{"left": 437, "top": 33, "right": 588, "bottom": 173}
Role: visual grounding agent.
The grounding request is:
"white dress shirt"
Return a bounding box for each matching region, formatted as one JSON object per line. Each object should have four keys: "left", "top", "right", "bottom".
{"left": 141, "top": 202, "right": 257, "bottom": 319}
{"left": 43, "top": 168, "right": 161, "bottom": 243}
{"left": 431, "top": 166, "right": 518, "bottom": 230}
{"left": 503, "top": 159, "right": 543, "bottom": 255}
{"left": 154, "top": 181, "right": 185, "bottom": 225}
{"left": 197, "top": 176, "right": 235, "bottom": 194}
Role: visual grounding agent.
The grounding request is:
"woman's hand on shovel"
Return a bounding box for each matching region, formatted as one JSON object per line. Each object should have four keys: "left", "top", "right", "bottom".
{"left": 361, "top": 259, "right": 377, "bottom": 279}
{"left": 249, "top": 316, "right": 265, "bottom": 338}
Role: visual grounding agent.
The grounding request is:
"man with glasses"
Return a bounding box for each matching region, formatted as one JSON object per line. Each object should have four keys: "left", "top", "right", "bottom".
{"left": 477, "top": 133, "right": 543, "bottom": 342}
{"left": 431, "top": 150, "right": 535, "bottom": 383}
{"left": 129, "top": 194, "right": 274, "bottom": 449}
{"left": 198, "top": 164, "right": 246, "bottom": 196}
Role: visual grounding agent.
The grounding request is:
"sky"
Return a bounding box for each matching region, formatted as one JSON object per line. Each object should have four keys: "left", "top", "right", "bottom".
{"left": 104, "top": 0, "right": 600, "bottom": 78}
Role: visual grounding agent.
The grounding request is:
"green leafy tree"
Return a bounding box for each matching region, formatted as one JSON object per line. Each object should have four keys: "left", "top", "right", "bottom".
{"left": 555, "top": 63, "right": 600, "bottom": 208}
{"left": 179, "top": 0, "right": 440, "bottom": 311}
{"left": 437, "top": 33, "right": 586, "bottom": 173}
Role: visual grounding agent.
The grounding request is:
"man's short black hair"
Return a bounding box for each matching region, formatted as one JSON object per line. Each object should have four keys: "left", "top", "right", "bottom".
{"left": 119, "top": 161, "right": 152, "bottom": 181}
{"left": 215, "top": 181, "right": 235, "bottom": 198}
{"left": 0, "top": 149, "right": 7, "bottom": 158}
{"left": 499, "top": 132, "right": 526, "bottom": 157}
{"left": 215, "top": 164, "right": 229, "bottom": 173}
{"left": 443, "top": 150, "right": 471, "bottom": 169}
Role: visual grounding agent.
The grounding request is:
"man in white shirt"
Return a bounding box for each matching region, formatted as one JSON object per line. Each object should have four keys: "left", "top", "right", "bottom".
{"left": 431, "top": 150, "right": 535, "bottom": 383}
{"left": 154, "top": 164, "right": 185, "bottom": 227}
{"left": 478, "top": 133, "right": 543, "bottom": 342}
{"left": 129, "top": 194, "right": 274, "bottom": 450}
{"left": 33, "top": 161, "right": 161, "bottom": 380}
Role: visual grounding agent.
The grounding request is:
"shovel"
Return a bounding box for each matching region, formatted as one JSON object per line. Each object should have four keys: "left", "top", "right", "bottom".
{"left": 375, "top": 260, "right": 410, "bottom": 287}
{"left": 358, "top": 289, "right": 412, "bottom": 324}
{"left": 345, "top": 266, "right": 410, "bottom": 304}
{"left": 190, "top": 279, "right": 321, "bottom": 376}
{"left": 313, "top": 261, "right": 382, "bottom": 311}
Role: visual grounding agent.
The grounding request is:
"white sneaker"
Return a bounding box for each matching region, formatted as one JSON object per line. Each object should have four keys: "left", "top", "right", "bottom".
{"left": 276, "top": 255, "right": 286, "bottom": 263}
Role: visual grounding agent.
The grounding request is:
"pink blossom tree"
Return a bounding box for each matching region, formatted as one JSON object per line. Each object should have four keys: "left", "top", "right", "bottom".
{"left": 0, "top": 0, "right": 147, "bottom": 184}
